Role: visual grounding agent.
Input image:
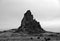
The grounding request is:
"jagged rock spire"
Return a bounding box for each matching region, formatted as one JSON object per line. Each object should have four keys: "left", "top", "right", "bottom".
{"left": 21, "top": 10, "right": 33, "bottom": 26}
{"left": 16, "top": 10, "right": 45, "bottom": 34}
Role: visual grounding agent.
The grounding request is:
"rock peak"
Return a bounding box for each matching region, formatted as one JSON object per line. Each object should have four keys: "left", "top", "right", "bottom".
{"left": 21, "top": 10, "right": 34, "bottom": 24}
{"left": 25, "top": 10, "right": 31, "bottom": 15}
{"left": 24, "top": 10, "right": 31, "bottom": 16}
{"left": 16, "top": 10, "right": 45, "bottom": 34}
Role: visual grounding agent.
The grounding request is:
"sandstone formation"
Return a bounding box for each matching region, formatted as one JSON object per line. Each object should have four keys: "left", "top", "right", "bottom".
{"left": 16, "top": 10, "right": 45, "bottom": 34}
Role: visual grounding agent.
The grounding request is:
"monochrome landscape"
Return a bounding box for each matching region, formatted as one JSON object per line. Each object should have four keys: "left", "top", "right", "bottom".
{"left": 0, "top": 10, "right": 60, "bottom": 41}
{"left": 0, "top": 0, "right": 60, "bottom": 41}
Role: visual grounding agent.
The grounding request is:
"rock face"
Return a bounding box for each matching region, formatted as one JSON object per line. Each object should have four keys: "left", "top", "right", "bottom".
{"left": 16, "top": 10, "right": 45, "bottom": 34}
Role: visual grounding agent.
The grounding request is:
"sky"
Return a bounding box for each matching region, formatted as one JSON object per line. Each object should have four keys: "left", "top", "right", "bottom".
{"left": 0, "top": 0, "right": 60, "bottom": 32}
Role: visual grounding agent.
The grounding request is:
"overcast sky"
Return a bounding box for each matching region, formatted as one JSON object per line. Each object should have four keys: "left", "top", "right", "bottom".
{"left": 0, "top": 0, "right": 60, "bottom": 32}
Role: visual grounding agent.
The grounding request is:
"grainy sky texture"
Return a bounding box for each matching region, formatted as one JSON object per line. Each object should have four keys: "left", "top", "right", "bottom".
{"left": 0, "top": 0, "right": 60, "bottom": 32}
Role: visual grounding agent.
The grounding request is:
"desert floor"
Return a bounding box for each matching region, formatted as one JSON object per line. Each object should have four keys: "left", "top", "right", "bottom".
{"left": 0, "top": 31, "right": 60, "bottom": 41}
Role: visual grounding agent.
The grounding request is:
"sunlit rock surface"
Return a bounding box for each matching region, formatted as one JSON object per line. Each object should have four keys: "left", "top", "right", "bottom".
{"left": 16, "top": 10, "right": 45, "bottom": 34}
